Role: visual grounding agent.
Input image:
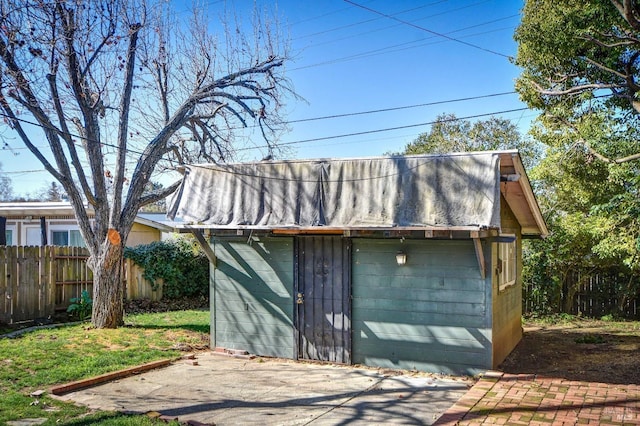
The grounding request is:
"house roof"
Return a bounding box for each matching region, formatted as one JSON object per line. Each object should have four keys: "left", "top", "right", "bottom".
{"left": 0, "top": 202, "right": 180, "bottom": 233}
{"left": 0, "top": 201, "right": 91, "bottom": 217}
{"left": 168, "top": 151, "right": 548, "bottom": 237}
{"left": 135, "top": 212, "right": 182, "bottom": 232}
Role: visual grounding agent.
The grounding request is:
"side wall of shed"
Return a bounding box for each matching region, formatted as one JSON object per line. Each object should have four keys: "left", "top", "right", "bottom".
{"left": 351, "top": 239, "right": 493, "bottom": 375}
{"left": 491, "top": 197, "right": 523, "bottom": 367}
{"left": 211, "top": 237, "right": 295, "bottom": 358}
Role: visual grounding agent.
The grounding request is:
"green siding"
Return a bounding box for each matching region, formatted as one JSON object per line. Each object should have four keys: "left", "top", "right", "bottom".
{"left": 212, "top": 237, "right": 294, "bottom": 358}
{"left": 352, "top": 239, "right": 492, "bottom": 375}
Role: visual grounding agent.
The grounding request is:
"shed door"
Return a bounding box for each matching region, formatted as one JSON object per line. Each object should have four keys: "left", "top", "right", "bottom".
{"left": 295, "top": 236, "right": 351, "bottom": 364}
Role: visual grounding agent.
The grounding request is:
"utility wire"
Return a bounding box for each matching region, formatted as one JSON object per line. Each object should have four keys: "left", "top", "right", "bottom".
{"left": 291, "top": 25, "right": 515, "bottom": 71}
{"left": 343, "top": 0, "right": 512, "bottom": 59}
{"left": 0, "top": 90, "right": 521, "bottom": 158}
{"left": 288, "top": 91, "right": 515, "bottom": 123}
{"left": 300, "top": 1, "right": 491, "bottom": 49}
{"left": 237, "top": 107, "right": 530, "bottom": 152}
{"left": 0, "top": 105, "right": 531, "bottom": 178}
{"left": 293, "top": 1, "right": 447, "bottom": 41}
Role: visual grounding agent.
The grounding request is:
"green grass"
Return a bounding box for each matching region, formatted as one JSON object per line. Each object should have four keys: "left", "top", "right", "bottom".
{"left": 0, "top": 309, "right": 209, "bottom": 425}
{"left": 574, "top": 333, "right": 606, "bottom": 344}
{"left": 524, "top": 314, "right": 640, "bottom": 332}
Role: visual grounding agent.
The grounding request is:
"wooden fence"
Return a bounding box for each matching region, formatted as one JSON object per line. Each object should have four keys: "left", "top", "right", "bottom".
{"left": 523, "top": 269, "right": 640, "bottom": 319}
{"left": 0, "top": 245, "right": 162, "bottom": 324}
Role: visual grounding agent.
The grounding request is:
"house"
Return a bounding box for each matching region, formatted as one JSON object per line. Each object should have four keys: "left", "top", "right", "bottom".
{"left": 168, "top": 151, "right": 548, "bottom": 375}
{"left": 0, "top": 202, "right": 175, "bottom": 247}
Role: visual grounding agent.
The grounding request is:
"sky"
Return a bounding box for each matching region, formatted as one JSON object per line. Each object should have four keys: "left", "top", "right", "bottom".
{"left": 0, "top": 0, "right": 531, "bottom": 196}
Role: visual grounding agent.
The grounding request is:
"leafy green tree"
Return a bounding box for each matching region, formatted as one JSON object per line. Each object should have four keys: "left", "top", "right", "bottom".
{"left": 403, "top": 113, "right": 542, "bottom": 168}
{"left": 515, "top": 0, "right": 640, "bottom": 165}
{"left": 515, "top": 1, "right": 640, "bottom": 314}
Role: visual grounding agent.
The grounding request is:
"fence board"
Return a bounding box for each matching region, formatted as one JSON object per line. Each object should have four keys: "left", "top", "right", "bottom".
{"left": 124, "top": 261, "right": 163, "bottom": 301}
{"left": 0, "top": 246, "right": 161, "bottom": 324}
{"left": 524, "top": 269, "right": 640, "bottom": 319}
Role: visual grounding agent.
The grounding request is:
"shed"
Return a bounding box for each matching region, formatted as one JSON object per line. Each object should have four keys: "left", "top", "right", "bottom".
{"left": 168, "top": 151, "right": 547, "bottom": 375}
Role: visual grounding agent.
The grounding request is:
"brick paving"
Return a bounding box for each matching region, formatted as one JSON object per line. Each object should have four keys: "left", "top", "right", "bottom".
{"left": 435, "top": 371, "right": 640, "bottom": 425}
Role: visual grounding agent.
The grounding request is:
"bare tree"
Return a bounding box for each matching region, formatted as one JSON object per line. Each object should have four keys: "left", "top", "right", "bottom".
{"left": 0, "top": 162, "right": 12, "bottom": 201}
{"left": 0, "top": 0, "right": 293, "bottom": 327}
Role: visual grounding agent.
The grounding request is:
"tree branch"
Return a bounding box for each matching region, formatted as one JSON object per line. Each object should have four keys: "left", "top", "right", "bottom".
{"left": 554, "top": 115, "right": 640, "bottom": 164}
{"left": 113, "top": 23, "right": 142, "bottom": 225}
{"left": 46, "top": 73, "right": 96, "bottom": 205}
{"left": 137, "top": 180, "right": 181, "bottom": 208}
{"left": 610, "top": 0, "right": 640, "bottom": 31}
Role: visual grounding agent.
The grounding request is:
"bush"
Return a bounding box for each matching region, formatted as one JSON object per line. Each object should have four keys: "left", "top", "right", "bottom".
{"left": 67, "top": 290, "right": 93, "bottom": 320}
{"left": 124, "top": 238, "right": 209, "bottom": 299}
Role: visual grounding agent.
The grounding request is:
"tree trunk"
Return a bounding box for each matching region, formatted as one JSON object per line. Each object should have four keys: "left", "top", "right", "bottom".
{"left": 91, "top": 243, "right": 125, "bottom": 328}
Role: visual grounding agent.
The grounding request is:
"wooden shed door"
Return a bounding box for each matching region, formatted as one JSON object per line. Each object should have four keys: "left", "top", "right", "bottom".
{"left": 295, "top": 236, "right": 351, "bottom": 364}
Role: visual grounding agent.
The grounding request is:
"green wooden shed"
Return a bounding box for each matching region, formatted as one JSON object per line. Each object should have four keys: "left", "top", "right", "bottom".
{"left": 168, "top": 151, "right": 547, "bottom": 375}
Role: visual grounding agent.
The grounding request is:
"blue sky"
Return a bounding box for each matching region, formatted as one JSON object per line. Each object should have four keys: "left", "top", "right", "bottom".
{"left": 1, "top": 0, "right": 531, "bottom": 195}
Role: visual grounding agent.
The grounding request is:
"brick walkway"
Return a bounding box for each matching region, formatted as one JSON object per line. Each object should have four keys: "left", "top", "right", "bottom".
{"left": 435, "top": 371, "right": 640, "bottom": 425}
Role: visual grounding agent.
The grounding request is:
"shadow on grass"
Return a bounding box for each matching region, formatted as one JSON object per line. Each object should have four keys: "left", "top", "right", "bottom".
{"left": 124, "top": 323, "right": 210, "bottom": 334}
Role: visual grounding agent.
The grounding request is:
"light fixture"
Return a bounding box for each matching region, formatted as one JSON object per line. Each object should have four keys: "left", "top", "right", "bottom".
{"left": 396, "top": 251, "right": 407, "bottom": 266}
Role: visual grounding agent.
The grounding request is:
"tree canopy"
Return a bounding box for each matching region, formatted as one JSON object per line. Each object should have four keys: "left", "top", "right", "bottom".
{"left": 402, "top": 113, "right": 542, "bottom": 168}
{"left": 515, "top": 1, "right": 640, "bottom": 314}
{"left": 515, "top": 0, "right": 640, "bottom": 164}
{"left": 0, "top": 0, "right": 293, "bottom": 327}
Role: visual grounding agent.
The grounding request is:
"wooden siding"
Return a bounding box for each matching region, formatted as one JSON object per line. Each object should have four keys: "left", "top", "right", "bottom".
{"left": 351, "top": 239, "right": 492, "bottom": 375}
{"left": 212, "top": 237, "right": 294, "bottom": 358}
{"left": 126, "top": 222, "right": 162, "bottom": 247}
{"left": 491, "top": 196, "right": 523, "bottom": 367}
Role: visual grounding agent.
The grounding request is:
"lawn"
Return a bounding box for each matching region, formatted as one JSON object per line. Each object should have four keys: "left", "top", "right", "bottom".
{"left": 0, "top": 309, "right": 210, "bottom": 425}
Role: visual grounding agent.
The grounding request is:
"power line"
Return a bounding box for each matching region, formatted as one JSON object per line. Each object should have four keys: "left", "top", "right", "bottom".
{"left": 300, "top": 1, "right": 492, "bottom": 50}
{"left": 343, "top": 0, "right": 512, "bottom": 59}
{"left": 289, "top": 13, "right": 519, "bottom": 72}
{"left": 291, "top": 24, "right": 515, "bottom": 71}
{"left": 288, "top": 91, "right": 516, "bottom": 123}
{"left": 0, "top": 90, "right": 520, "bottom": 156}
{"left": 293, "top": 1, "right": 447, "bottom": 41}
{"left": 2, "top": 169, "right": 47, "bottom": 175}
{"left": 1, "top": 105, "right": 533, "bottom": 177}
{"left": 237, "top": 107, "right": 530, "bottom": 152}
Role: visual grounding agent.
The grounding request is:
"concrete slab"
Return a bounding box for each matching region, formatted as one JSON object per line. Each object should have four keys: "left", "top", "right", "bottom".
{"left": 56, "top": 352, "right": 471, "bottom": 425}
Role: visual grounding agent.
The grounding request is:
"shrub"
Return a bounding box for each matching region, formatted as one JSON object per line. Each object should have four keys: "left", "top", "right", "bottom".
{"left": 67, "top": 290, "right": 93, "bottom": 320}
{"left": 124, "top": 238, "right": 209, "bottom": 299}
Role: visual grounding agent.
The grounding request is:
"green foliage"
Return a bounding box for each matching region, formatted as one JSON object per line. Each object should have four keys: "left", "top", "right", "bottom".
{"left": 67, "top": 290, "right": 93, "bottom": 320}
{"left": 124, "top": 238, "right": 209, "bottom": 299}
{"left": 524, "top": 312, "right": 577, "bottom": 325}
{"left": 574, "top": 334, "right": 605, "bottom": 344}
{"left": 523, "top": 125, "right": 640, "bottom": 316}
{"left": 515, "top": 0, "right": 631, "bottom": 115}
{"left": 403, "top": 113, "right": 542, "bottom": 169}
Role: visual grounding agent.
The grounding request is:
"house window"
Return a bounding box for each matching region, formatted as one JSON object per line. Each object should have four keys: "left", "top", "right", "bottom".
{"left": 4, "top": 230, "right": 12, "bottom": 245}
{"left": 52, "top": 230, "right": 86, "bottom": 247}
{"left": 498, "top": 240, "right": 516, "bottom": 291}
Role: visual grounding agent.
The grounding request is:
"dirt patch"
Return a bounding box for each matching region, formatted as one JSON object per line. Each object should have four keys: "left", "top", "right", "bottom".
{"left": 499, "top": 319, "right": 640, "bottom": 385}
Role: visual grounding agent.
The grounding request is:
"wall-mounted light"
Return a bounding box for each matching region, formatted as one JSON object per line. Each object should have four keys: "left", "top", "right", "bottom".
{"left": 396, "top": 251, "right": 407, "bottom": 266}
